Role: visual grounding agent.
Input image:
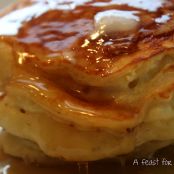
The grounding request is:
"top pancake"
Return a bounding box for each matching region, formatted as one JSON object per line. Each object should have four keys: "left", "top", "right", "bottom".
{"left": 1, "top": 0, "right": 174, "bottom": 86}
{"left": 1, "top": 0, "right": 174, "bottom": 134}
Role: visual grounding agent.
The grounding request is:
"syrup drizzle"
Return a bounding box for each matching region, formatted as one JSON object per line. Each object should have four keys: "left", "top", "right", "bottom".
{"left": 0, "top": 2, "right": 174, "bottom": 174}
{"left": 0, "top": 0, "right": 173, "bottom": 77}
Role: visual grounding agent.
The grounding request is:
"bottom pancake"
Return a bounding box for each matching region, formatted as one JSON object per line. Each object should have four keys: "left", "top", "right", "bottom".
{"left": 1, "top": 131, "right": 174, "bottom": 165}
{"left": 0, "top": 131, "right": 67, "bottom": 165}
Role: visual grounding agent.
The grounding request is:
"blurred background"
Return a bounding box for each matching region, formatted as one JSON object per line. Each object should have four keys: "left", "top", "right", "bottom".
{"left": 0, "top": 0, "right": 16, "bottom": 9}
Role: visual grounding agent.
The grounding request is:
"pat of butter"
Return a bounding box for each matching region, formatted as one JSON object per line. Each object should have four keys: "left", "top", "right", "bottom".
{"left": 94, "top": 10, "right": 140, "bottom": 34}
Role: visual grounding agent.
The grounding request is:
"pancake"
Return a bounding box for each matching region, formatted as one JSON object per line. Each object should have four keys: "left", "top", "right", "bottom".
{"left": 0, "top": 0, "right": 174, "bottom": 162}
{"left": 0, "top": 131, "right": 62, "bottom": 165}
{"left": 1, "top": 131, "right": 173, "bottom": 164}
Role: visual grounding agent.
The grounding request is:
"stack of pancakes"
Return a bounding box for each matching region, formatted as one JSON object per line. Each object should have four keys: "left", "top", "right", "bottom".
{"left": 0, "top": 0, "right": 174, "bottom": 163}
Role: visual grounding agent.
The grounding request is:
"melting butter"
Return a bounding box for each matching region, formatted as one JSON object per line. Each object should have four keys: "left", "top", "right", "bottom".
{"left": 94, "top": 10, "right": 139, "bottom": 35}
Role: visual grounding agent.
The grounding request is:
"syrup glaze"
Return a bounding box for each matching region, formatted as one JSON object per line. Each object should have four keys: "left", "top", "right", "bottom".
{"left": 1, "top": 1, "right": 174, "bottom": 169}
{"left": 0, "top": 0, "right": 174, "bottom": 77}
{"left": 0, "top": 0, "right": 174, "bottom": 117}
